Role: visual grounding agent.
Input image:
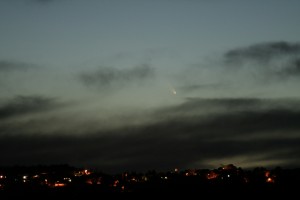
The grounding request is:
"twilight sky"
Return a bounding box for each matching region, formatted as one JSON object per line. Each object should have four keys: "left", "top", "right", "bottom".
{"left": 1, "top": 0, "right": 300, "bottom": 173}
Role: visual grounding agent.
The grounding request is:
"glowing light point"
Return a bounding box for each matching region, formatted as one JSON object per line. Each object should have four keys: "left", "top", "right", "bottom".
{"left": 168, "top": 83, "right": 177, "bottom": 95}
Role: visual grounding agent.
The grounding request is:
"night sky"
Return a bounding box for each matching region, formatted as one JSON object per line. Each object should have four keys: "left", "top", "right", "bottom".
{"left": 1, "top": 0, "right": 300, "bottom": 173}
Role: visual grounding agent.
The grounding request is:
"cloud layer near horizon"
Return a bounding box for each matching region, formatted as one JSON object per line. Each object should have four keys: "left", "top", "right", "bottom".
{"left": 1, "top": 97, "right": 300, "bottom": 172}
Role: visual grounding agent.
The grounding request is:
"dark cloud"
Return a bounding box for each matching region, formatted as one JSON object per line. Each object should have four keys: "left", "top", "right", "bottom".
{"left": 0, "top": 95, "right": 59, "bottom": 119}
{"left": 225, "top": 41, "right": 300, "bottom": 64}
{"left": 159, "top": 97, "right": 300, "bottom": 116}
{"left": 280, "top": 58, "right": 300, "bottom": 76}
{"left": 79, "top": 64, "right": 155, "bottom": 89}
{"left": 179, "top": 41, "right": 300, "bottom": 94}
{"left": 0, "top": 60, "right": 36, "bottom": 72}
{"left": 32, "top": 0, "right": 58, "bottom": 4}
{"left": 0, "top": 98, "right": 300, "bottom": 172}
{"left": 222, "top": 41, "right": 300, "bottom": 80}
{"left": 179, "top": 83, "right": 225, "bottom": 92}
{"left": 154, "top": 98, "right": 300, "bottom": 141}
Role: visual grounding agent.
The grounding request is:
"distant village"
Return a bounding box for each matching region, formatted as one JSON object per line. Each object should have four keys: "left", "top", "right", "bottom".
{"left": 0, "top": 164, "right": 299, "bottom": 195}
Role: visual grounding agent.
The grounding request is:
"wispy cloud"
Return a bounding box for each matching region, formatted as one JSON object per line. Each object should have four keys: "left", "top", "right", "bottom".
{"left": 0, "top": 60, "right": 36, "bottom": 72}
{"left": 0, "top": 95, "right": 59, "bottom": 119}
{"left": 178, "top": 41, "right": 300, "bottom": 95}
{"left": 79, "top": 64, "right": 155, "bottom": 90}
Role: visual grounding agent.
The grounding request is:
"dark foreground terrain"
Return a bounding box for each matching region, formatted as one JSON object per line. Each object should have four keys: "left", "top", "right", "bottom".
{"left": 0, "top": 164, "right": 299, "bottom": 197}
